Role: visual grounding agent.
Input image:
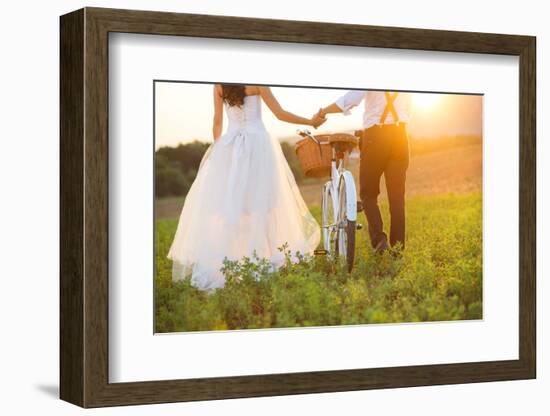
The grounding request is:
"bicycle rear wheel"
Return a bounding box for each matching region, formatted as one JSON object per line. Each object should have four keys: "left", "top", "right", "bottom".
{"left": 336, "top": 176, "right": 356, "bottom": 272}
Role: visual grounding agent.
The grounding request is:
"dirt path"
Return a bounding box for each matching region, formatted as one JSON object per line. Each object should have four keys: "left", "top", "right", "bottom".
{"left": 286, "top": 143, "right": 481, "bottom": 208}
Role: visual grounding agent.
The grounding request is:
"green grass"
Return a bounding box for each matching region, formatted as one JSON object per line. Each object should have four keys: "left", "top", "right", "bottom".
{"left": 155, "top": 192, "right": 482, "bottom": 332}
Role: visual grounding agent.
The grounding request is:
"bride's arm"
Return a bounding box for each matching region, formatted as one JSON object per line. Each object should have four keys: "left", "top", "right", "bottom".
{"left": 212, "top": 85, "right": 224, "bottom": 140}
{"left": 259, "top": 86, "right": 325, "bottom": 128}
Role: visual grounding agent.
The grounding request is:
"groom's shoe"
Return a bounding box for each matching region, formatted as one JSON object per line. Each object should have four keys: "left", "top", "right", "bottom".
{"left": 389, "top": 241, "right": 405, "bottom": 258}
{"left": 374, "top": 236, "right": 389, "bottom": 254}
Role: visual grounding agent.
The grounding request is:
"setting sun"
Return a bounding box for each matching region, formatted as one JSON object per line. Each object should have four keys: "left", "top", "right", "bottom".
{"left": 412, "top": 93, "right": 442, "bottom": 111}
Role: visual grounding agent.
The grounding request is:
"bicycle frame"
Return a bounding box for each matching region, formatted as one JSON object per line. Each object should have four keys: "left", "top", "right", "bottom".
{"left": 297, "top": 128, "right": 358, "bottom": 249}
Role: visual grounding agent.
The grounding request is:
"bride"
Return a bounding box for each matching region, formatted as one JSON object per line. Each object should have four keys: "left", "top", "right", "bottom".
{"left": 167, "top": 84, "right": 325, "bottom": 290}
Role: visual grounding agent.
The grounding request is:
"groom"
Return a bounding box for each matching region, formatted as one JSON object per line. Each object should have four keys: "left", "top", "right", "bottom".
{"left": 317, "top": 91, "right": 411, "bottom": 252}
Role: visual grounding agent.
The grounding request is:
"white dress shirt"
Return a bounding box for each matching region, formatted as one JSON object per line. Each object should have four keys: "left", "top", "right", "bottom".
{"left": 335, "top": 90, "right": 412, "bottom": 129}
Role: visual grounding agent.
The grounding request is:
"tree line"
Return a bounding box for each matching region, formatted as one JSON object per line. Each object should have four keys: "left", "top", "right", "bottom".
{"left": 155, "top": 140, "right": 304, "bottom": 198}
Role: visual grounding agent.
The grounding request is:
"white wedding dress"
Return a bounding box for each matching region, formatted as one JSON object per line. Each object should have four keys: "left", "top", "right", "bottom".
{"left": 167, "top": 95, "right": 320, "bottom": 290}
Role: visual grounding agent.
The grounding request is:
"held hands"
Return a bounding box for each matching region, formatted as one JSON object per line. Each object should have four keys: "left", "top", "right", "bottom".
{"left": 310, "top": 108, "right": 327, "bottom": 129}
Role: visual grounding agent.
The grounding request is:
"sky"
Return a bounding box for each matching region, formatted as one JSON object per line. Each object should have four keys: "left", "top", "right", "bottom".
{"left": 154, "top": 82, "right": 482, "bottom": 149}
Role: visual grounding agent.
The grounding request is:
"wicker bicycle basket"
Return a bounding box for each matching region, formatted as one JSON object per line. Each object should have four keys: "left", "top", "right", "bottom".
{"left": 295, "top": 133, "right": 358, "bottom": 178}
{"left": 295, "top": 134, "right": 333, "bottom": 178}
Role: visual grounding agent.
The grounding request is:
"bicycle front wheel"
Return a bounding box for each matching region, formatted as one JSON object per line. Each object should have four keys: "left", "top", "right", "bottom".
{"left": 322, "top": 181, "right": 337, "bottom": 254}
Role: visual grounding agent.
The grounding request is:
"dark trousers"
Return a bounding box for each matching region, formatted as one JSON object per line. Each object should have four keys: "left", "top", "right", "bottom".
{"left": 359, "top": 124, "right": 409, "bottom": 249}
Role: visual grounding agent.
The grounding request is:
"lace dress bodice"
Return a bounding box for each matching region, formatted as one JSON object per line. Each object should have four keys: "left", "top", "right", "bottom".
{"left": 225, "top": 95, "right": 264, "bottom": 132}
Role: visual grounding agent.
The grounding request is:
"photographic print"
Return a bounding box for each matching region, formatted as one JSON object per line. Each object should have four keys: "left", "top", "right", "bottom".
{"left": 154, "top": 82, "right": 483, "bottom": 333}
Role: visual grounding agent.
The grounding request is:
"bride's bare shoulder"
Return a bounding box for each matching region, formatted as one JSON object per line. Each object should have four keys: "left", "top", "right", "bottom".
{"left": 245, "top": 85, "right": 262, "bottom": 96}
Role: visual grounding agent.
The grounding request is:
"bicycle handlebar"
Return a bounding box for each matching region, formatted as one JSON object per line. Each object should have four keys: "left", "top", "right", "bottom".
{"left": 296, "top": 129, "right": 320, "bottom": 145}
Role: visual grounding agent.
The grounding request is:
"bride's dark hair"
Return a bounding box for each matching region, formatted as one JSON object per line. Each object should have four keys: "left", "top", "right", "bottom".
{"left": 221, "top": 84, "right": 246, "bottom": 107}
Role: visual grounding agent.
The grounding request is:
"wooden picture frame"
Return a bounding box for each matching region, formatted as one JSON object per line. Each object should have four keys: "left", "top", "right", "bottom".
{"left": 60, "top": 7, "right": 536, "bottom": 408}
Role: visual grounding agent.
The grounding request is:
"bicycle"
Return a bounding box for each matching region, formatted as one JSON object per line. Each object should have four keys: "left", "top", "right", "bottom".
{"left": 295, "top": 130, "right": 361, "bottom": 272}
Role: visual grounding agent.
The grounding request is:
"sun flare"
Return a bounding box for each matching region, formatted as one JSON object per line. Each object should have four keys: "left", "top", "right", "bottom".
{"left": 412, "top": 93, "right": 442, "bottom": 111}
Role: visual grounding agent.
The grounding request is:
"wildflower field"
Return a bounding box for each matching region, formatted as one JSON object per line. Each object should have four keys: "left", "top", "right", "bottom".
{"left": 155, "top": 192, "right": 482, "bottom": 332}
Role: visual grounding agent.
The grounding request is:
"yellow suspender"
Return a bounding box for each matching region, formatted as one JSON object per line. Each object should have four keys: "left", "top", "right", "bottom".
{"left": 379, "top": 92, "right": 399, "bottom": 124}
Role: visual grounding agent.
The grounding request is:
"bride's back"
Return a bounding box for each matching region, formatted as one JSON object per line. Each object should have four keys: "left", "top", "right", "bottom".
{"left": 225, "top": 94, "right": 263, "bottom": 131}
